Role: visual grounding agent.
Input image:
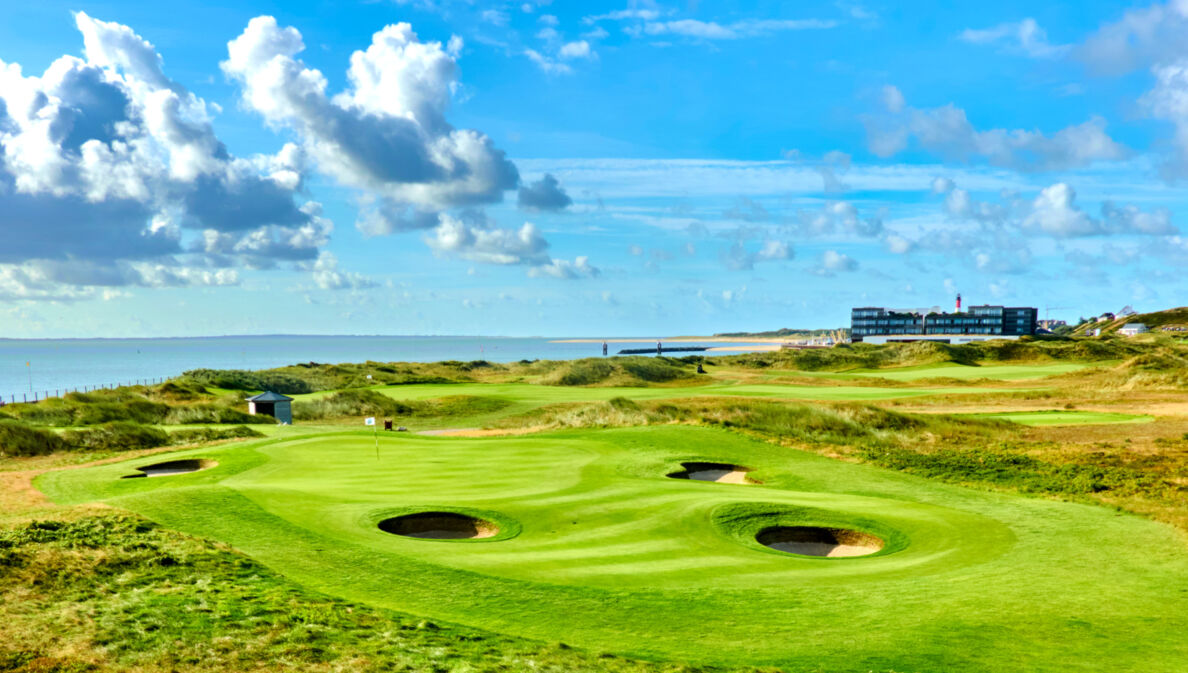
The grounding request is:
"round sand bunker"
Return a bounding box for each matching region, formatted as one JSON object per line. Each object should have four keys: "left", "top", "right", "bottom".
{"left": 757, "top": 526, "right": 883, "bottom": 558}
{"left": 122, "top": 459, "right": 217, "bottom": 479}
{"left": 378, "top": 512, "right": 499, "bottom": 540}
{"left": 667, "top": 462, "right": 758, "bottom": 485}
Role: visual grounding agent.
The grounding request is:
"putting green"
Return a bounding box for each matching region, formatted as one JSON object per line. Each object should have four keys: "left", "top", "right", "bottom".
{"left": 971, "top": 410, "right": 1156, "bottom": 427}
{"left": 39, "top": 425, "right": 1188, "bottom": 672}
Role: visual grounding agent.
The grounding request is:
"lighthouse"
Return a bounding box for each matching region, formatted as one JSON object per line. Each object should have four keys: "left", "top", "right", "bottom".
{"left": 956, "top": 293, "right": 962, "bottom": 312}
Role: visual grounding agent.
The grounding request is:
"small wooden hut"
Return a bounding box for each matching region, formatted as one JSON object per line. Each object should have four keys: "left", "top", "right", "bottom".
{"left": 246, "top": 391, "right": 293, "bottom": 424}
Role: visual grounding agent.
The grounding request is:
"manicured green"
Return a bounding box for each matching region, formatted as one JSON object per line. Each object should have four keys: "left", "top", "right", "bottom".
{"left": 39, "top": 425, "right": 1188, "bottom": 672}
{"left": 971, "top": 410, "right": 1156, "bottom": 427}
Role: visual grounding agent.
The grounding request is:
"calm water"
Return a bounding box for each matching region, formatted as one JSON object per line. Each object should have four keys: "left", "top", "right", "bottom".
{"left": 0, "top": 335, "right": 768, "bottom": 401}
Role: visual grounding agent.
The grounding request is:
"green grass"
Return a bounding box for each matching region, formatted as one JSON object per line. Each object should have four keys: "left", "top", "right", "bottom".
{"left": 38, "top": 425, "right": 1188, "bottom": 672}
{"left": 969, "top": 410, "right": 1156, "bottom": 427}
{"left": 843, "top": 361, "right": 1097, "bottom": 381}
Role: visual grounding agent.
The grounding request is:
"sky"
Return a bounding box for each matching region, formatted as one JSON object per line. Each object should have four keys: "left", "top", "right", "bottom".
{"left": 1, "top": 0, "right": 1187, "bottom": 338}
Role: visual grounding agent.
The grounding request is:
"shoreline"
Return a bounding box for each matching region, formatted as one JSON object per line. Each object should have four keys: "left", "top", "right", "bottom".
{"left": 551, "top": 337, "right": 793, "bottom": 344}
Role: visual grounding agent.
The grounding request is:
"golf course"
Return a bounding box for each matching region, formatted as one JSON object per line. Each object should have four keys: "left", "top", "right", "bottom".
{"left": 6, "top": 337, "right": 1188, "bottom": 671}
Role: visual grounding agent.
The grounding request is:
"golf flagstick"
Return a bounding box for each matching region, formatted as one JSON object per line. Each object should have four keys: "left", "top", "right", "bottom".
{"left": 365, "top": 416, "right": 377, "bottom": 459}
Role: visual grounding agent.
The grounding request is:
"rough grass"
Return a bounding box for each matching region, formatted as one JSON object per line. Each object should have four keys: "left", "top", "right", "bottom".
{"left": 0, "top": 514, "right": 724, "bottom": 673}
{"left": 292, "top": 389, "right": 511, "bottom": 421}
{"left": 0, "top": 419, "right": 66, "bottom": 457}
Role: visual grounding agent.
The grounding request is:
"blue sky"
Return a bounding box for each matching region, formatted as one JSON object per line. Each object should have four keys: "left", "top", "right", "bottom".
{"left": 1, "top": 0, "right": 1186, "bottom": 337}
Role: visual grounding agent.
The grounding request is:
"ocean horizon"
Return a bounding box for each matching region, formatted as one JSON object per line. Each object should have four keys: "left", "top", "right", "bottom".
{"left": 0, "top": 334, "right": 773, "bottom": 402}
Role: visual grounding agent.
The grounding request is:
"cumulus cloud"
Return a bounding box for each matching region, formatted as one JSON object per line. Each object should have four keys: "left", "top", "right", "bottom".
{"left": 935, "top": 179, "right": 1177, "bottom": 238}
{"left": 518, "top": 173, "right": 572, "bottom": 211}
{"left": 310, "top": 251, "right": 378, "bottom": 290}
{"left": 959, "top": 18, "right": 1068, "bottom": 58}
{"left": 1024, "top": 183, "right": 1178, "bottom": 237}
{"left": 793, "top": 200, "right": 884, "bottom": 237}
{"left": 425, "top": 211, "right": 597, "bottom": 278}
{"left": 721, "top": 238, "right": 792, "bottom": 271}
{"left": 817, "top": 250, "right": 858, "bottom": 274}
{"left": 865, "top": 86, "right": 1129, "bottom": 170}
{"left": 558, "top": 41, "right": 594, "bottom": 60}
{"left": 0, "top": 12, "right": 325, "bottom": 299}
{"left": 221, "top": 17, "right": 518, "bottom": 219}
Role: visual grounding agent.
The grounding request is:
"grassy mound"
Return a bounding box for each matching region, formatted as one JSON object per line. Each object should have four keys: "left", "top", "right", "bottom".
{"left": 0, "top": 419, "right": 66, "bottom": 457}
{"left": 293, "top": 389, "right": 510, "bottom": 420}
{"left": 544, "top": 357, "right": 693, "bottom": 387}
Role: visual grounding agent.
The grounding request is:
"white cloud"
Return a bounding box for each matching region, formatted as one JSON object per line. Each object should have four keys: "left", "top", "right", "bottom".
{"left": 638, "top": 18, "right": 838, "bottom": 40}
{"left": 1078, "top": 1, "right": 1188, "bottom": 75}
{"left": 583, "top": 9, "right": 663, "bottom": 24}
{"left": 959, "top": 18, "right": 1068, "bottom": 59}
{"left": 819, "top": 249, "right": 858, "bottom": 273}
{"left": 525, "top": 48, "right": 573, "bottom": 74}
{"left": 425, "top": 212, "right": 597, "bottom": 278}
{"left": 559, "top": 40, "right": 594, "bottom": 60}
{"left": 221, "top": 17, "right": 519, "bottom": 217}
{"left": 865, "top": 88, "right": 1129, "bottom": 171}
{"left": 310, "top": 251, "right": 377, "bottom": 290}
{"left": 0, "top": 12, "right": 322, "bottom": 298}
{"left": 721, "top": 238, "right": 793, "bottom": 270}
{"left": 481, "top": 9, "right": 510, "bottom": 26}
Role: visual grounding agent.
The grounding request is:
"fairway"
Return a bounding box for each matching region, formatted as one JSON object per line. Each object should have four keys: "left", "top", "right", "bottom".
{"left": 971, "top": 410, "right": 1156, "bottom": 426}
{"left": 843, "top": 362, "right": 1095, "bottom": 381}
{"left": 39, "top": 425, "right": 1188, "bottom": 672}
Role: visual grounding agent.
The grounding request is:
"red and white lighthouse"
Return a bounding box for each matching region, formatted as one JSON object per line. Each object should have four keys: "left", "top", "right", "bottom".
{"left": 956, "top": 293, "right": 962, "bottom": 312}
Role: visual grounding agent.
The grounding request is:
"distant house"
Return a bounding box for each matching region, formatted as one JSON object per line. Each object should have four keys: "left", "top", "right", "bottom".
{"left": 1118, "top": 323, "right": 1149, "bottom": 337}
{"left": 1097, "top": 313, "right": 1116, "bottom": 322}
{"left": 246, "top": 391, "right": 293, "bottom": 424}
{"left": 1086, "top": 328, "right": 1102, "bottom": 337}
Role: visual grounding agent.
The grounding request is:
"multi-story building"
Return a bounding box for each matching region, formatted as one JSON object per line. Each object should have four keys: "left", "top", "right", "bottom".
{"left": 851, "top": 299, "right": 1037, "bottom": 343}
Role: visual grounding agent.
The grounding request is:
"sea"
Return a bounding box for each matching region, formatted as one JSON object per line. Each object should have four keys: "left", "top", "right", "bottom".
{"left": 0, "top": 335, "right": 771, "bottom": 402}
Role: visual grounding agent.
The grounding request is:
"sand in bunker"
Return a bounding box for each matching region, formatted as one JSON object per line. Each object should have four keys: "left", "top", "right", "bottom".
{"left": 670, "top": 462, "right": 758, "bottom": 484}
{"left": 758, "top": 526, "right": 883, "bottom": 558}
{"left": 122, "top": 459, "right": 216, "bottom": 479}
{"left": 379, "top": 512, "right": 498, "bottom": 540}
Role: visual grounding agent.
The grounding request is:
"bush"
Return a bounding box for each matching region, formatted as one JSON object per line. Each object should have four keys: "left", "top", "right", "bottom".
{"left": 169, "top": 425, "right": 264, "bottom": 444}
{"left": 293, "top": 390, "right": 412, "bottom": 420}
{"left": 75, "top": 400, "right": 169, "bottom": 425}
{"left": 619, "top": 358, "right": 690, "bottom": 383}
{"left": 62, "top": 422, "right": 169, "bottom": 452}
{"left": 179, "top": 369, "right": 313, "bottom": 395}
{"left": 556, "top": 361, "right": 615, "bottom": 386}
{"left": 0, "top": 419, "right": 66, "bottom": 457}
{"left": 164, "top": 404, "right": 275, "bottom": 425}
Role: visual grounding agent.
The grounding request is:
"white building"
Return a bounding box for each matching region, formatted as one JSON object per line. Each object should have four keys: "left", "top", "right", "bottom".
{"left": 1118, "top": 323, "right": 1149, "bottom": 337}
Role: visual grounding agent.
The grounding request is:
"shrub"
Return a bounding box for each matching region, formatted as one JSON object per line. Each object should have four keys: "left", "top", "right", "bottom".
{"left": 179, "top": 369, "right": 313, "bottom": 395}
{"left": 62, "top": 422, "right": 169, "bottom": 452}
{"left": 164, "top": 404, "right": 274, "bottom": 425}
{"left": 0, "top": 419, "right": 66, "bottom": 457}
{"left": 293, "top": 390, "right": 411, "bottom": 420}
{"left": 169, "top": 425, "right": 264, "bottom": 444}
{"left": 619, "top": 358, "right": 690, "bottom": 383}
{"left": 556, "top": 361, "right": 615, "bottom": 386}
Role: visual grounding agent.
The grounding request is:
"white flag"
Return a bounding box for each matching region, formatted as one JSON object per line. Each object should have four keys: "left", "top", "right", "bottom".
{"left": 364, "top": 417, "right": 376, "bottom": 426}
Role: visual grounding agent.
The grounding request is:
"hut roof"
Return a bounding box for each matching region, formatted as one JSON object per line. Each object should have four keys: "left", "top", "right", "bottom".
{"left": 246, "top": 391, "right": 294, "bottom": 402}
